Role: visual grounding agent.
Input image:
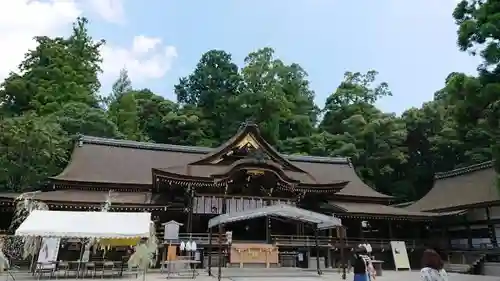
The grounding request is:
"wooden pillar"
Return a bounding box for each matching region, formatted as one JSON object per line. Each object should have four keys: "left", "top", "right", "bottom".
{"left": 217, "top": 224, "right": 223, "bottom": 279}
{"left": 208, "top": 228, "right": 213, "bottom": 276}
{"left": 314, "top": 228, "right": 322, "bottom": 275}
{"left": 388, "top": 220, "right": 393, "bottom": 239}
{"left": 187, "top": 185, "right": 194, "bottom": 233}
{"left": 359, "top": 219, "right": 365, "bottom": 240}
{"left": 266, "top": 217, "right": 271, "bottom": 243}
{"left": 465, "top": 216, "right": 473, "bottom": 249}
{"left": 486, "top": 207, "right": 498, "bottom": 247}
{"left": 265, "top": 199, "right": 271, "bottom": 243}
{"left": 327, "top": 228, "right": 333, "bottom": 268}
{"left": 222, "top": 183, "right": 229, "bottom": 214}
{"left": 340, "top": 226, "right": 346, "bottom": 280}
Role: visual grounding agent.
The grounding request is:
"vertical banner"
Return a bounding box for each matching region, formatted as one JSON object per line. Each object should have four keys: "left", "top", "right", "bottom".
{"left": 37, "top": 238, "right": 61, "bottom": 269}
{"left": 390, "top": 241, "right": 411, "bottom": 271}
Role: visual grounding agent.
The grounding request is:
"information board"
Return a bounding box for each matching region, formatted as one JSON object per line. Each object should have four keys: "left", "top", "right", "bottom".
{"left": 390, "top": 240, "right": 411, "bottom": 271}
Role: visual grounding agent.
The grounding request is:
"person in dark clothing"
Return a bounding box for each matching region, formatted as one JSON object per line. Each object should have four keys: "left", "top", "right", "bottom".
{"left": 351, "top": 246, "right": 369, "bottom": 281}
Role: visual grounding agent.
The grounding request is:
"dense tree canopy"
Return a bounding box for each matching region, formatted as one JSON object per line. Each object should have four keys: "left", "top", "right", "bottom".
{"left": 0, "top": 6, "right": 498, "bottom": 202}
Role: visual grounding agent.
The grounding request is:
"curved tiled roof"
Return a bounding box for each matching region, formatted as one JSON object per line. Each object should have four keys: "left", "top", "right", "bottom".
{"left": 434, "top": 161, "right": 494, "bottom": 179}
{"left": 406, "top": 160, "right": 499, "bottom": 212}
{"left": 329, "top": 201, "right": 464, "bottom": 219}
{"left": 52, "top": 133, "right": 392, "bottom": 200}
{"left": 80, "top": 135, "right": 349, "bottom": 164}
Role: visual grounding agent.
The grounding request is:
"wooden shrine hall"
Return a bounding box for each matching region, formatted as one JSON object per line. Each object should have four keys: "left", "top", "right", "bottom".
{"left": 0, "top": 122, "right": 465, "bottom": 269}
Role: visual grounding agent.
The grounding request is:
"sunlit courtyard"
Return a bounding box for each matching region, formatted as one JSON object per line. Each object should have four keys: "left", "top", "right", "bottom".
{"left": 4, "top": 270, "right": 498, "bottom": 281}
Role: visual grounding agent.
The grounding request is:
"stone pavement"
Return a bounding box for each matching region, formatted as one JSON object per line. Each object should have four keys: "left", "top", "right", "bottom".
{"left": 3, "top": 270, "right": 500, "bottom": 281}
{"left": 146, "top": 270, "right": 500, "bottom": 281}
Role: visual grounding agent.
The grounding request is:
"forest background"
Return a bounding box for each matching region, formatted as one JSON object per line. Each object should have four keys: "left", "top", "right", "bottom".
{"left": 1, "top": 1, "right": 499, "bottom": 203}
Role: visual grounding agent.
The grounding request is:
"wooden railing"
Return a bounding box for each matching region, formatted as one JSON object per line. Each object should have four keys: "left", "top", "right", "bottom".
{"left": 159, "top": 233, "right": 228, "bottom": 245}
{"left": 271, "top": 235, "right": 421, "bottom": 249}
{"left": 156, "top": 232, "right": 424, "bottom": 249}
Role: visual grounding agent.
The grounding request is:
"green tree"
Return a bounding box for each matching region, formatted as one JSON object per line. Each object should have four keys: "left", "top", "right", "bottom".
{"left": 49, "top": 102, "right": 122, "bottom": 138}
{"left": 0, "top": 115, "right": 69, "bottom": 192}
{"left": 401, "top": 99, "right": 464, "bottom": 199}
{"left": 320, "top": 71, "right": 410, "bottom": 199}
{"left": 0, "top": 17, "right": 103, "bottom": 116}
{"left": 132, "top": 89, "right": 179, "bottom": 143}
{"left": 441, "top": 73, "right": 492, "bottom": 164}
{"left": 453, "top": 0, "right": 500, "bottom": 177}
{"left": 106, "top": 70, "right": 145, "bottom": 140}
{"left": 454, "top": 0, "right": 500, "bottom": 68}
{"left": 320, "top": 70, "right": 391, "bottom": 134}
{"left": 238, "top": 47, "right": 319, "bottom": 145}
{"left": 161, "top": 105, "right": 212, "bottom": 146}
{"left": 175, "top": 50, "right": 242, "bottom": 144}
{"left": 106, "top": 68, "right": 133, "bottom": 111}
{"left": 112, "top": 93, "right": 144, "bottom": 141}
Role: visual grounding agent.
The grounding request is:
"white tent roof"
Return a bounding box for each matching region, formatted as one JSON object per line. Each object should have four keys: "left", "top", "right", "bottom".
{"left": 15, "top": 210, "right": 151, "bottom": 239}
{"left": 208, "top": 204, "right": 342, "bottom": 230}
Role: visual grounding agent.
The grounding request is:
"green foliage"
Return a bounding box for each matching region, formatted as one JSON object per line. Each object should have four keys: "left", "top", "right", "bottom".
{"left": 0, "top": 11, "right": 498, "bottom": 202}
{"left": 0, "top": 115, "right": 69, "bottom": 192}
{"left": 0, "top": 17, "right": 102, "bottom": 117}
{"left": 452, "top": 0, "right": 500, "bottom": 190}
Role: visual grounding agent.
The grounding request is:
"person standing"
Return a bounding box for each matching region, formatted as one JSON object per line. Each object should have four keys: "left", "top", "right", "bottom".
{"left": 420, "top": 249, "right": 448, "bottom": 281}
{"left": 351, "top": 246, "right": 370, "bottom": 281}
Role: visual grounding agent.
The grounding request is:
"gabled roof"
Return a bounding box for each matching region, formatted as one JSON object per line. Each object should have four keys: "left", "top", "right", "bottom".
{"left": 208, "top": 204, "right": 342, "bottom": 229}
{"left": 405, "top": 161, "right": 499, "bottom": 212}
{"left": 190, "top": 122, "right": 306, "bottom": 173}
{"left": 51, "top": 129, "right": 393, "bottom": 201}
{"left": 328, "top": 201, "right": 464, "bottom": 220}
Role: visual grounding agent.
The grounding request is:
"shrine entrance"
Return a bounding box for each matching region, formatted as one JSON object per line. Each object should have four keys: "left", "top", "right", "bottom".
{"left": 224, "top": 217, "right": 266, "bottom": 242}
{"left": 206, "top": 204, "right": 343, "bottom": 279}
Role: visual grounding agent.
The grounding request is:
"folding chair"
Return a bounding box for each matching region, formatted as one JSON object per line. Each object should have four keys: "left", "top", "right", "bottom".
{"left": 101, "top": 261, "right": 114, "bottom": 278}
{"left": 84, "top": 262, "right": 96, "bottom": 278}
{"left": 56, "top": 261, "right": 69, "bottom": 279}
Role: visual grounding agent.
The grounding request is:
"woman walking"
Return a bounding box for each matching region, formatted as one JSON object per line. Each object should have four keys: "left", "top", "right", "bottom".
{"left": 420, "top": 249, "right": 448, "bottom": 281}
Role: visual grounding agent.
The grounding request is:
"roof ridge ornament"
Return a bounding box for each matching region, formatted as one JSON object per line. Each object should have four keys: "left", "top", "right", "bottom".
{"left": 435, "top": 160, "right": 494, "bottom": 179}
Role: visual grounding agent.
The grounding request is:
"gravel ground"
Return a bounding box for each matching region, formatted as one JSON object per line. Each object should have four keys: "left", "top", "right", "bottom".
{"left": 3, "top": 270, "right": 500, "bottom": 281}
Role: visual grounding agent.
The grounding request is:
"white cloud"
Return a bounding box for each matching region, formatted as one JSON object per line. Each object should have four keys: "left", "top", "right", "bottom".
{"left": 88, "top": 0, "right": 125, "bottom": 24}
{"left": 132, "top": 35, "right": 162, "bottom": 54}
{"left": 0, "top": 0, "right": 177, "bottom": 88}
{"left": 0, "top": 0, "right": 81, "bottom": 80}
{"left": 100, "top": 37, "right": 178, "bottom": 83}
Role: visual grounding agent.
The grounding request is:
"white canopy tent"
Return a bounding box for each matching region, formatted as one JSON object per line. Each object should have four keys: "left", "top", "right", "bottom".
{"left": 208, "top": 204, "right": 342, "bottom": 229}
{"left": 15, "top": 210, "right": 151, "bottom": 238}
{"left": 207, "top": 204, "right": 343, "bottom": 278}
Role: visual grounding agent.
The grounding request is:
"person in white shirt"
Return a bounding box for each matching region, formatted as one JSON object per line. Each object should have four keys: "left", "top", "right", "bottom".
{"left": 420, "top": 249, "right": 448, "bottom": 281}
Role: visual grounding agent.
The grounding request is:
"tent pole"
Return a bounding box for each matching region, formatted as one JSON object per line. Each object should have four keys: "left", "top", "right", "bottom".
{"left": 340, "top": 226, "right": 346, "bottom": 280}
{"left": 77, "top": 239, "right": 86, "bottom": 278}
{"left": 217, "top": 224, "right": 223, "bottom": 281}
{"left": 314, "top": 227, "right": 322, "bottom": 275}
{"left": 207, "top": 228, "right": 212, "bottom": 276}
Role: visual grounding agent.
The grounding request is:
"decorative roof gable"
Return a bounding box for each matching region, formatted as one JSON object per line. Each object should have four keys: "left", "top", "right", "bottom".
{"left": 189, "top": 122, "right": 306, "bottom": 173}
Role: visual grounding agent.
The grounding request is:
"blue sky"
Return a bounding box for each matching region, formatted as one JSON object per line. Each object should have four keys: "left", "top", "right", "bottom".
{"left": 5, "top": 0, "right": 482, "bottom": 115}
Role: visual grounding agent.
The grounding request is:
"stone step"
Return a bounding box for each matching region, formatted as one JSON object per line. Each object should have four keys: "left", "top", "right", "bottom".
{"left": 444, "top": 263, "right": 471, "bottom": 273}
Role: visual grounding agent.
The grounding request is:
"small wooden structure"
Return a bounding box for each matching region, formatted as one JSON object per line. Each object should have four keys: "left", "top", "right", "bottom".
{"left": 206, "top": 204, "right": 342, "bottom": 279}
